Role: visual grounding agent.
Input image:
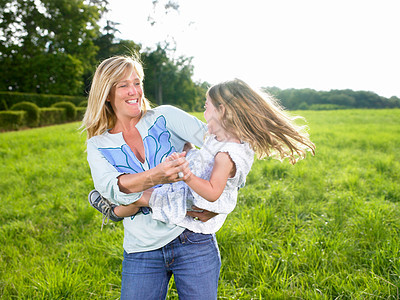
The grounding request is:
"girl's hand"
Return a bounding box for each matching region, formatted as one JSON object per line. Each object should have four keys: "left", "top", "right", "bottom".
{"left": 186, "top": 206, "right": 218, "bottom": 222}
{"left": 165, "top": 152, "right": 183, "bottom": 162}
{"left": 163, "top": 152, "right": 193, "bottom": 182}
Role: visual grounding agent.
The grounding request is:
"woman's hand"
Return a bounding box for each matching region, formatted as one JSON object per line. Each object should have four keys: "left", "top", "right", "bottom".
{"left": 118, "top": 152, "right": 191, "bottom": 194}
{"left": 186, "top": 206, "right": 218, "bottom": 222}
{"left": 163, "top": 152, "right": 193, "bottom": 182}
{"left": 154, "top": 152, "right": 190, "bottom": 184}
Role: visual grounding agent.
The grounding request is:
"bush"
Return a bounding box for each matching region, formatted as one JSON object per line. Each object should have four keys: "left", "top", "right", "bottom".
{"left": 39, "top": 107, "right": 66, "bottom": 126}
{"left": 10, "top": 101, "right": 40, "bottom": 127}
{"left": 78, "top": 100, "right": 88, "bottom": 107}
{"left": 76, "top": 107, "right": 86, "bottom": 121}
{"left": 0, "top": 91, "right": 85, "bottom": 108}
{"left": 0, "top": 111, "right": 25, "bottom": 131}
{"left": 51, "top": 101, "right": 76, "bottom": 121}
{"left": 298, "top": 102, "right": 309, "bottom": 110}
{"left": 0, "top": 99, "right": 8, "bottom": 111}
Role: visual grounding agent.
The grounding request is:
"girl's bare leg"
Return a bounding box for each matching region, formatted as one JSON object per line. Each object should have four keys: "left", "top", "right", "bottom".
{"left": 113, "top": 189, "right": 153, "bottom": 217}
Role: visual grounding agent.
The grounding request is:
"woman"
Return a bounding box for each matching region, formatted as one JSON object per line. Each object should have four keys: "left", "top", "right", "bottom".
{"left": 82, "top": 54, "right": 221, "bottom": 299}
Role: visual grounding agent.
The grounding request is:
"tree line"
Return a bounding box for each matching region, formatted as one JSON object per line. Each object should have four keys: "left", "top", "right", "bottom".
{"left": 264, "top": 87, "right": 400, "bottom": 110}
{"left": 0, "top": 0, "right": 398, "bottom": 112}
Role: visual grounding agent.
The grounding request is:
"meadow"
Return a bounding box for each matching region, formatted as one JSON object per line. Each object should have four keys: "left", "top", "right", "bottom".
{"left": 0, "top": 109, "right": 399, "bottom": 299}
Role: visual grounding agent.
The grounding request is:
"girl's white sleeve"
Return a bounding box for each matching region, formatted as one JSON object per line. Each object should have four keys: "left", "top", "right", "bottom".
{"left": 86, "top": 140, "right": 143, "bottom": 205}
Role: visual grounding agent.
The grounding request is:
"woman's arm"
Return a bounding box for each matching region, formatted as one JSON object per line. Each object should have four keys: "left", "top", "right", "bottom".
{"left": 185, "top": 152, "right": 235, "bottom": 202}
{"left": 160, "top": 105, "right": 207, "bottom": 148}
{"left": 87, "top": 140, "right": 189, "bottom": 205}
{"left": 117, "top": 154, "right": 190, "bottom": 193}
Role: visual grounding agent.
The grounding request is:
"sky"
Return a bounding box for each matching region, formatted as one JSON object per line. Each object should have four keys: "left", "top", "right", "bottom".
{"left": 104, "top": 0, "right": 400, "bottom": 98}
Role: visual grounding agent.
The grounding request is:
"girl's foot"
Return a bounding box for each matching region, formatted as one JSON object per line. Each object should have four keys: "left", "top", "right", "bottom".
{"left": 88, "top": 190, "right": 123, "bottom": 229}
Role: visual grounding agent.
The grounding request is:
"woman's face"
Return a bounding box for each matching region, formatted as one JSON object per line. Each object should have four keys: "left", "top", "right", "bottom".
{"left": 108, "top": 70, "right": 143, "bottom": 121}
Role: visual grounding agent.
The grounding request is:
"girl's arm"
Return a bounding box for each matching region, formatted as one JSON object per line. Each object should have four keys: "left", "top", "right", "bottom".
{"left": 185, "top": 152, "right": 235, "bottom": 202}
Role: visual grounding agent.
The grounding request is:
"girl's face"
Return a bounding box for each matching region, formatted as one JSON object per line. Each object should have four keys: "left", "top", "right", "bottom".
{"left": 108, "top": 71, "right": 143, "bottom": 122}
{"left": 204, "top": 96, "right": 223, "bottom": 136}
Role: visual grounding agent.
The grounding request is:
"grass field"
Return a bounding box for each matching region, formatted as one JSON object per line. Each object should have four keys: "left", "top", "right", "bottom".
{"left": 0, "top": 109, "right": 399, "bottom": 299}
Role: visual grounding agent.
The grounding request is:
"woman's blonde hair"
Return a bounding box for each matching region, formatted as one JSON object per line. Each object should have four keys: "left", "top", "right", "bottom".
{"left": 207, "top": 78, "right": 315, "bottom": 164}
{"left": 81, "top": 54, "right": 151, "bottom": 139}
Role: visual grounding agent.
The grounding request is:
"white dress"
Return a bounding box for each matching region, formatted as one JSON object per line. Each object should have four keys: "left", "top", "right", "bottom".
{"left": 149, "top": 135, "right": 255, "bottom": 234}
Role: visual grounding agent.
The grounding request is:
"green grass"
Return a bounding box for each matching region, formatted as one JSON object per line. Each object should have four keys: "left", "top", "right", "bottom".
{"left": 1, "top": 109, "right": 399, "bottom": 299}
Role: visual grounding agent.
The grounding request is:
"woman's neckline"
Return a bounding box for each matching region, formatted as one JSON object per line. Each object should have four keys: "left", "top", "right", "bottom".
{"left": 107, "top": 114, "right": 145, "bottom": 136}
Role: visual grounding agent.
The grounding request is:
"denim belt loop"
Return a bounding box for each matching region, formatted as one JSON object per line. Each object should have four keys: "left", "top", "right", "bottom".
{"left": 178, "top": 229, "right": 189, "bottom": 244}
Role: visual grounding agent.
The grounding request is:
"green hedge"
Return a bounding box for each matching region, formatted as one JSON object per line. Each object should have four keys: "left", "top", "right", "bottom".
{"left": 0, "top": 99, "right": 85, "bottom": 131}
{"left": 10, "top": 101, "right": 40, "bottom": 127}
{"left": 78, "top": 100, "right": 88, "bottom": 107}
{"left": 0, "top": 111, "right": 26, "bottom": 131}
{"left": 52, "top": 101, "right": 77, "bottom": 121}
{"left": 0, "top": 99, "right": 7, "bottom": 110}
{"left": 76, "top": 107, "right": 86, "bottom": 121}
{"left": 0, "top": 91, "right": 85, "bottom": 110}
{"left": 39, "top": 107, "right": 66, "bottom": 126}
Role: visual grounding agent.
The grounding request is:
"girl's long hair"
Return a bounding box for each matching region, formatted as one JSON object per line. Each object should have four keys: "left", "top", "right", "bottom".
{"left": 207, "top": 79, "right": 315, "bottom": 164}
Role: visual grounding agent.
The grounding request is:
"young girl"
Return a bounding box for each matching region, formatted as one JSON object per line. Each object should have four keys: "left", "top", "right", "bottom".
{"left": 90, "top": 78, "right": 315, "bottom": 233}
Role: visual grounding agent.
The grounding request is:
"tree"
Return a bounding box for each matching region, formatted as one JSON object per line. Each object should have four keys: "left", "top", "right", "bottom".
{"left": 141, "top": 45, "right": 206, "bottom": 111}
{"left": 0, "top": 0, "right": 107, "bottom": 95}
{"left": 94, "top": 20, "right": 141, "bottom": 61}
{"left": 388, "top": 96, "right": 400, "bottom": 108}
{"left": 326, "top": 93, "right": 355, "bottom": 107}
{"left": 148, "top": 0, "right": 180, "bottom": 27}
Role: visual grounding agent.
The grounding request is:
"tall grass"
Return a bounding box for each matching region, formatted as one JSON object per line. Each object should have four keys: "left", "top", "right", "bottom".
{"left": 1, "top": 109, "right": 399, "bottom": 299}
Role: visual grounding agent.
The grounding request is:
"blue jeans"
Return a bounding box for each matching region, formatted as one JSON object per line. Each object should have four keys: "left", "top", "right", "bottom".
{"left": 121, "top": 229, "right": 221, "bottom": 300}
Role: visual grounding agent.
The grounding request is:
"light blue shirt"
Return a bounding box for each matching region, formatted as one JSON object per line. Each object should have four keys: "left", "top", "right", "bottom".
{"left": 87, "top": 105, "right": 207, "bottom": 253}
